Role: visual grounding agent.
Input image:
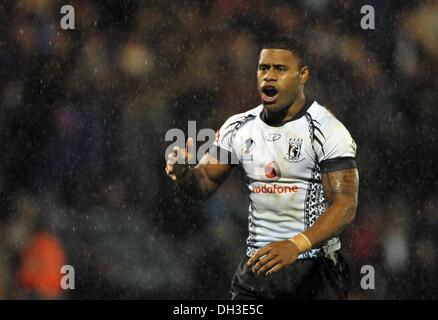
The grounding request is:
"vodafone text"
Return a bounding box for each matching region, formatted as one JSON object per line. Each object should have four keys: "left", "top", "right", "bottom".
{"left": 250, "top": 184, "right": 298, "bottom": 194}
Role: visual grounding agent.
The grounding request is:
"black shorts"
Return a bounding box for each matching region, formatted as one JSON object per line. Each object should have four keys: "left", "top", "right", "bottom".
{"left": 230, "top": 251, "right": 350, "bottom": 300}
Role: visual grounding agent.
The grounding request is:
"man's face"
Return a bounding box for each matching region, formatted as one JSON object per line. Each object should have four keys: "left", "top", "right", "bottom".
{"left": 257, "top": 48, "right": 305, "bottom": 112}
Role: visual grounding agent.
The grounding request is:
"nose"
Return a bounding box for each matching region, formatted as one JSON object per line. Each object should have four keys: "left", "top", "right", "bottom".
{"left": 263, "top": 67, "right": 277, "bottom": 82}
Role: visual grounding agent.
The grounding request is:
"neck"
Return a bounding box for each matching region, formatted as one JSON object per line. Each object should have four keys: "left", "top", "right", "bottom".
{"left": 263, "top": 92, "right": 306, "bottom": 125}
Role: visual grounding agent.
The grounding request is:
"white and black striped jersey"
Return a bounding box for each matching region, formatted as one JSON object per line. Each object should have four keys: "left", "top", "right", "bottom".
{"left": 209, "top": 99, "right": 357, "bottom": 259}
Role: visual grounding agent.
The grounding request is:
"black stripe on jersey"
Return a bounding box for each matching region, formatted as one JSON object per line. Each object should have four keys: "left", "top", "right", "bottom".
{"left": 320, "top": 157, "right": 357, "bottom": 174}
{"left": 222, "top": 114, "right": 257, "bottom": 143}
{"left": 314, "top": 125, "right": 325, "bottom": 140}
{"left": 314, "top": 135, "right": 324, "bottom": 151}
{"left": 305, "top": 112, "right": 325, "bottom": 157}
{"left": 225, "top": 116, "right": 246, "bottom": 130}
{"left": 224, "top": 114, "right": 257, "bottom": 132}
{"left": 208, "top": 145, "right": 239, "bottom": 165}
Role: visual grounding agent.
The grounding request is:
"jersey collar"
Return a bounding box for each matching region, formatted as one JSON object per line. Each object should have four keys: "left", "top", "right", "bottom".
{"left": 260, "top": 97, "right": 314, "bottom": 127}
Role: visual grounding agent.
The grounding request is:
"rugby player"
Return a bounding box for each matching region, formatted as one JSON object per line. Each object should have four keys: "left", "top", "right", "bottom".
{"left": 165, "top": 36, "right": 359, "bottom": 299}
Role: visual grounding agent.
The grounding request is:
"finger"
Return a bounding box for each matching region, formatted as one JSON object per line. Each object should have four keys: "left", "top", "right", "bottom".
{"left": 257, "top": 258, "right": 281, "bottom": 276}
{"left": 165, "top": 171, "right": 176, "bottom": 181}
{"left": 266, "top": 263, "right": 285, "bottom": 276}
{"left": 165, "top": 164, "right": 174, "bottom": 175}
{"left": 167, "top": 159, "right": 176, "bottom": 167}
{"left": 186, "top": 137, "right": 193, "bottom": 162}
{"left": 186, "top": 137, "right": 193, "bottom": 152}
{"left": 247, "top": 246, "right": 271, "bottom": 267}
{"left": 164, "top": 164, "right": 176, "bottom": 177}
{"left": 167, "top": 153, "right": 177, "bottom": 164}
{"left": 253, "top": 253, "right": 276, "bottom": 272}
{"left": 248, "top": 250, "right": 267, "bottom": 267}
{"left": 169, "top": 151, "right": 186, "bottom": 166}
{"left": 173, "top": 146, "right": 187, "bottom": 164}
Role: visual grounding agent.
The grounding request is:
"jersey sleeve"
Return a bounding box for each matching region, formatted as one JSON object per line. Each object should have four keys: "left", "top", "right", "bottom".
{"left": 208, "top": 114, "right": 241, "bottom": 165}
{"left": 314, "top": 116, "right": 357, "bottom": 174}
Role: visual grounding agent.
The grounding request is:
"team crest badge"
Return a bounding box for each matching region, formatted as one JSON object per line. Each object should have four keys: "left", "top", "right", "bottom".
{"left": 285, "top": 138, "right": 304, "bottom": 163}
{"left": 240, "top": 138, "right": 255, "bottom": 162}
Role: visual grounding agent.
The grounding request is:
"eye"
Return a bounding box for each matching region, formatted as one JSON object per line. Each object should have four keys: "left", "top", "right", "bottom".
{"left": 259, "top": 65, "right": 268, "bottom": 72}
{"left": 275, "top": 65, "right": 286, "bottom": 72}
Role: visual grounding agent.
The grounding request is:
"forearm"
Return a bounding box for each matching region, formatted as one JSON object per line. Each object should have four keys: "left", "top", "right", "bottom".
{"left": 302, "top": 199, "right": 356, "bottom": 249}
{"left": 175, "top": 166, "right": 217, "bottom": 201}
{"left": 296, "top": 168, "right": 359, "bottom": 250}
{"left": 166, "top": 142, "right": 232, "bottom": 202}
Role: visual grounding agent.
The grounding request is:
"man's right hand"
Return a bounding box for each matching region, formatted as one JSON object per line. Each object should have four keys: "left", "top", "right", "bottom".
{"left": 165, "top": 137, "right": 194, "bottom": 184}
{"left": 165, "top": 137, "right": 234, "bottom": 200}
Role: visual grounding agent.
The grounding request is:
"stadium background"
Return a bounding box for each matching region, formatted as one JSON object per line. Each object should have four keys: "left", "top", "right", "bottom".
{"left": 0, "top": 0, "right": 436, "bottom": 299}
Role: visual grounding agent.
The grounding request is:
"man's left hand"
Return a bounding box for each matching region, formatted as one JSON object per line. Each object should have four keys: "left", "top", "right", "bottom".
{"left": 247, "top": 240, "right": 300, "bottom": 276}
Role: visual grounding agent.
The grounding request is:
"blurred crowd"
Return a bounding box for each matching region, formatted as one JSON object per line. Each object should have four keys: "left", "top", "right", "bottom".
{"left": 0, "top": 0, "right": 437, "bottom": 299}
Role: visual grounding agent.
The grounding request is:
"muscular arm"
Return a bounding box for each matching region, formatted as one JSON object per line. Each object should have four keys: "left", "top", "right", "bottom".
{"left": 248, "top": 167, "right": 359, "bottom": 275}
{"left": 302, "top": 168, "right": 359, "bottom": 248}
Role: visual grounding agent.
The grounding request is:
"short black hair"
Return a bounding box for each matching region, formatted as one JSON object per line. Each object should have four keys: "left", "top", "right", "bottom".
{"left": 261, "top": 35, "right": 307, "bottom": 69}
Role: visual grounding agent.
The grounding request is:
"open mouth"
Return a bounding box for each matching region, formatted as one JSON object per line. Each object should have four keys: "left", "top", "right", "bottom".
{"left": 261, "top": 86, "right": 279, "bottom": 104}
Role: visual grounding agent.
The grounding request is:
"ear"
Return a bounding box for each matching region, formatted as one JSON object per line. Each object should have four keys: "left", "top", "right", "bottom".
{"left": 298, "top": 66, "right": 309, "bottom": 84}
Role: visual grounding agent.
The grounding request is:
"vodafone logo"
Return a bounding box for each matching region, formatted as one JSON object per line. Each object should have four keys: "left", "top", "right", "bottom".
{"left": 250, "top": 184, "right": 298, "bottom": 194}
{"left": 264, "top": 161, "right": 281, "bottom": 178}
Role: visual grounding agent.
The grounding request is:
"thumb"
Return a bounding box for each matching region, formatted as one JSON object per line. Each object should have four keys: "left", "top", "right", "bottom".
{"left": 185, "top": 137, "right": 194, "bottom": 163}
{"left": 186, "top": 137, "right": 193, "bottom": 153}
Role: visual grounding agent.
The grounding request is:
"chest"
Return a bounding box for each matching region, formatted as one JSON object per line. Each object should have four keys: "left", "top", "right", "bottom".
{"left": 232, "top": 120, "right": 317, "bottom": 181}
